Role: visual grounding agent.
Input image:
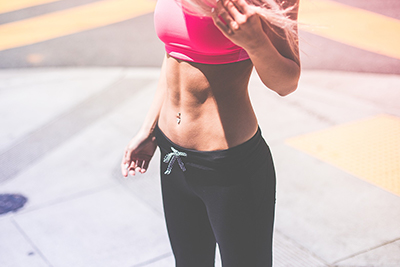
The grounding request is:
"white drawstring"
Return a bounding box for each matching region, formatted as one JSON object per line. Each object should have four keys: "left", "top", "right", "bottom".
{"left": 163, "top": 147, "right": 187, "bottom": 175}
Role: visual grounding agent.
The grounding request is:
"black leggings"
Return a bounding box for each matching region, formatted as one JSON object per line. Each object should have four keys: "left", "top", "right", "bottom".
{"left": 155, "top": 125, "right": 276, "bottom": 267}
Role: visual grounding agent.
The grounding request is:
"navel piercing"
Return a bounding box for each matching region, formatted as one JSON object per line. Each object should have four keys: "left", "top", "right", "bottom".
{"left": 176, "top": 112, "right": 181, "bottom": 124}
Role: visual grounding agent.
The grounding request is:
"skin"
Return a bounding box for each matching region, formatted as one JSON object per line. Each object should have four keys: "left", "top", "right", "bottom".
{"left": 121, "top": 0, "right": 300, "bottom": 177}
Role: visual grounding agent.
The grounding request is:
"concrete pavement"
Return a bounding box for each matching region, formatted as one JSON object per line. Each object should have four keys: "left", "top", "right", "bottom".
{"left": 1, "top": 67, "right": 400, "bottom": 267}
{"left": 1, "top": 0, "right": 400, "bottom": 74}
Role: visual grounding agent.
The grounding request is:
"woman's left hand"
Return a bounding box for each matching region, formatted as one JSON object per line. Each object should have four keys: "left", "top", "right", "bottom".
{"left": 211, "top": 0, "right": 267, "bottom": 51}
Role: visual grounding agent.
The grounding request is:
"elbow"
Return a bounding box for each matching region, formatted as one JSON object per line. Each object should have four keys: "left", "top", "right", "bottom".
{"left": 272, "top": 72, "right": 300, "bottom": 97}
{"left": 276, "top": 80, "right": 299, "bottom": 96}
{"left": 260, "top": 63, "right": 301, "bottom": 96}
{"left": 277, "top": 67, "right": 301, "bottom": 96}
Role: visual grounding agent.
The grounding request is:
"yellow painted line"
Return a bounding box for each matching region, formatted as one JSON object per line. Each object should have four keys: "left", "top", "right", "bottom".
{"left": 0, "top": 0, "right": 156, "bottom": 51}
{"left": 286, "top": 114, "right": 400, "bottom": 196}
{"left": 2, "top": 0, "right": 399, "bottom": 59}
{"left": 0, "top": 0, "right": 60, "bottom": 14}
{"left": 299, "top": 0, "right": 400, "bottom": 60}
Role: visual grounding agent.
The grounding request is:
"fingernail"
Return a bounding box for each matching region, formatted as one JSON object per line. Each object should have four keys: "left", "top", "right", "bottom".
{"left": 124, "top": 163, "right": 129, "bottom": 169}
{"left": 211, "top": 7, "right": 215, "bottom": 13}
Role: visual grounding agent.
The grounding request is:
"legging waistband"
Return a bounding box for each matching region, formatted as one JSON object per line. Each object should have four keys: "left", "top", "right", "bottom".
{"left": 154, "top": 124, "right": 266, "bottom": 169}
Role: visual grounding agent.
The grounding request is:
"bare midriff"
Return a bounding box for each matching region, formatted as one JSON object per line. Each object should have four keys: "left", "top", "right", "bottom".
{"left": 158, "top": 54, "right": 259, "bottom": 151}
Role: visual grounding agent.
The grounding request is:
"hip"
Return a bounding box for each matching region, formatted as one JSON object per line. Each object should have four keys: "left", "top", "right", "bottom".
{"left": 155, "top": 123, "right": 275, "bottom": 183}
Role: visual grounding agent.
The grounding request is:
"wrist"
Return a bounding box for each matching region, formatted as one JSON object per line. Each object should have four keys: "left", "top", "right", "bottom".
{"left": 139, "top": 122, "right": 157, "bottom": 139}
{"left": 244, "top": 34, "right": 272, "bottom": 55}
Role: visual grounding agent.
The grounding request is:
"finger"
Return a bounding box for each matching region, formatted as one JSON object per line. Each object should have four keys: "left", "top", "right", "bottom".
{"left": 124, "top": 161, "right": 134, "bottom": 177}
{"left": 140, "top": 160, "right": 149, "bottom": 173}
{"left": 229, "top": 0, "right": 250, "bottom": 14}
{"left": 135, "top": 159, "right": 142, "bottom": 173}
{"left": 121, "top": 161, "right": 129, "bottom": 177}
{"left": 211, "top": 7, "right": 231, "bottom": 35}
{"left": 123, "top": 163, "right": 130, "bottom": 177}
{"left": 129, "top": 160, "right": 137, "bottom": 170}
{"left": 218, "top": 5, "right": 239, "bottom": 31}
{"left": 121, "top": 153, "right": 130, "bottom": 177}
{"left": 140, "top": 160, "right": 148, "bottom": 173}
{"left": 222, "top": 0, "right": 243, "bottom": 20}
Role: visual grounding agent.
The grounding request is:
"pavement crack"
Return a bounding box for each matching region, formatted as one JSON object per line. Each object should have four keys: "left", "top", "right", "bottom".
{"left": 274, "top": 229, "right": 333, "bottom": 267}
{"left": 11, "top": 217, "right": 54, "bottom": 267}
{"left": 131, "top": 252, "right": 172, "bottom": 267}
{"left": 331, "top": 237, "right": 400, "bottom": 265}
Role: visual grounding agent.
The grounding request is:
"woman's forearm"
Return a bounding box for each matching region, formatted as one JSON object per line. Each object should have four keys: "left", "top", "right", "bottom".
{"left": 139, "top": 55, "right": 167, "bottom": 136}
{"left": 211, "top": 0, "right": 300, "bottom": 96}
{"left": 246, "top": 35, "right": 300, "bottom": 96}
{"left": 245, "top": 0, "right": 301, "bottom": 96}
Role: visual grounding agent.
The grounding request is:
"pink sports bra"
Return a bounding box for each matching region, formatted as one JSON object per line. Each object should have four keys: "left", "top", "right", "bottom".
{"left": 154, "top": 0, "right": 250, "bottom": 64}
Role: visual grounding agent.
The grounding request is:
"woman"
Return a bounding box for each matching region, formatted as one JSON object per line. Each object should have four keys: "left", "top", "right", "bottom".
{"left": 121, "top": 0, "right": 300, "bottom": 265}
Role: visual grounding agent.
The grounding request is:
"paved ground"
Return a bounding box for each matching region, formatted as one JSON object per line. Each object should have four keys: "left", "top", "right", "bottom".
{"left": 0, "top": 0, "right": 400, "bottom": 73}
{"left": 1, "top": 68, "right": 400, "bottom": 267}
{"left": 1, "top": 0, "right": 400, "bottom": 266}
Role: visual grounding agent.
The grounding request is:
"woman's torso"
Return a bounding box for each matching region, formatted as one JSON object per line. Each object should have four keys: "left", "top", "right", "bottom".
{"left": 158, "top": 56, "right": 259, "bottom": 151}
{"left": 155, "top": 0, "right": 259, "bottom": 151}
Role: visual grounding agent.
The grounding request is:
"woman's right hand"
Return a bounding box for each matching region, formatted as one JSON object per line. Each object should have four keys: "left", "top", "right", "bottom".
{"left": 121, "top": 130, "right": 158, "bottom": 177}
